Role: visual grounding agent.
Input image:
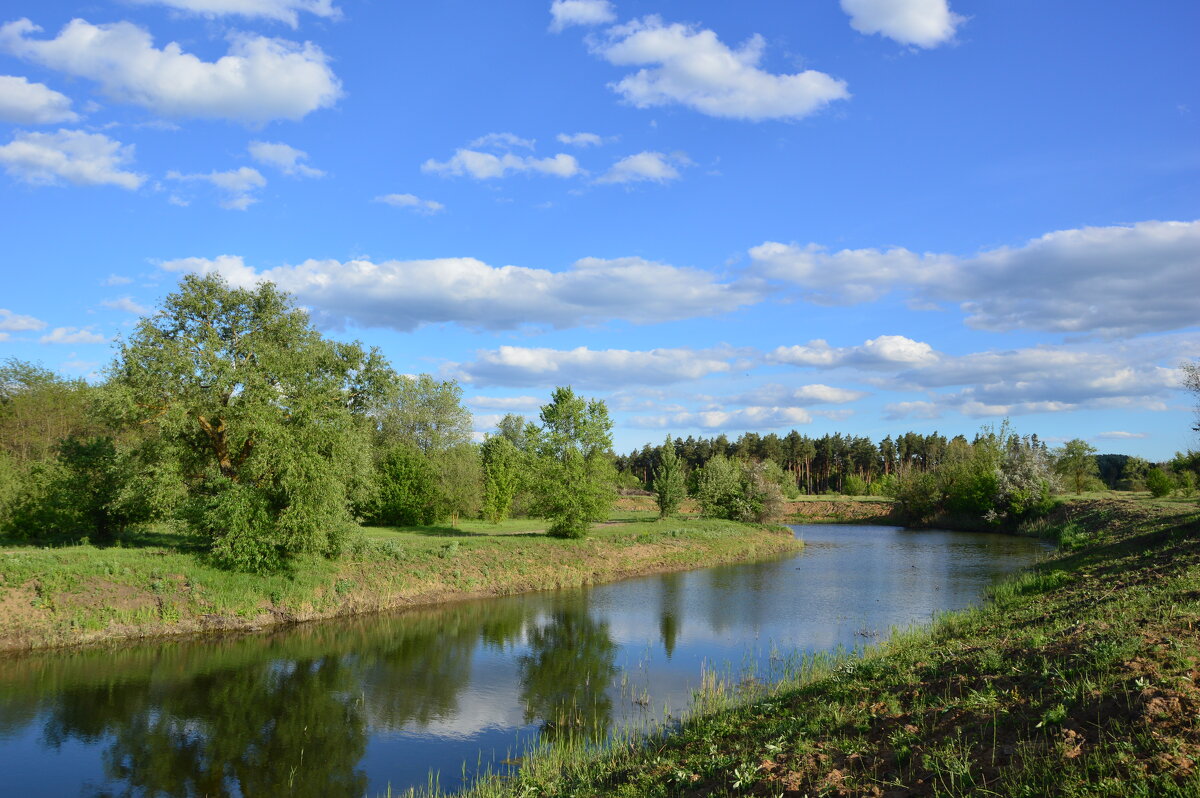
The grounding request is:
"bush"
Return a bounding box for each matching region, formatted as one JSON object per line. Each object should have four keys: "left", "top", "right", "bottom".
{"left": 373, "top": 444, "right": 445, "bottom": 526}
{"left": 841, "top": 474, "right": 868, "bottom": 496}
{"left": 1146, "top": 468, "right": 1174, "bottom": 498}
{"left": 886, "top": 467, "right": 941, "bottom": 524}
{"left": 696, "top": 457, "right": 783, "bottom": 523}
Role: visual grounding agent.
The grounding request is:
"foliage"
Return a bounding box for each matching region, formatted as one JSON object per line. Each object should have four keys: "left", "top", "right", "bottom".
{"left": 1184, "top": 359, "right": 1200, "bottom": 432}
{"left": 841, "top": 474, "right": 868, "bottom": 496}
{"left": 1120, "top": 455, "right": 1151, "bottom": 490}
{"left": 374, "top": 374, "right": 472, "bottom": 455}
{"left": 529, "top": 387, "right": 616, "bottom": 539}
{"left": 652, "top": 434, "right": 686, "bottom": 518}
{"left": 0, "top": 358, "right": 101, "bottom": 465}
{"left": 372, "top": 444, "right": 444, "bottom": 526}
{"left": 1176, "top": 470, "right": 1197, "bottom": 497}
{"left": 886, "top": 466, "right": 942, "bottom": 523}
{"left": 110, "top": 273, "right": 395, "bottom": 572}
{"left": 696, "top": 456, "right": 783, "bottom": 523}
{"left": 1145, "top": 468, "right": 1174, "bottom": 498}
{"left": 481, "top": 435, "right": 522, "bottom": 524}
{"left": 1053, "top": 438, "right": 1100, "bottom": 494}
{"left": 433, "top": 443, "right": 482, "bottom": 524}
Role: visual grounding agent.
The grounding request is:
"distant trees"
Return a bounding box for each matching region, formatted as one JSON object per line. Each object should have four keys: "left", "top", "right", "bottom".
{"left": 529, "top": 387, "right": 615, "bottom": 538}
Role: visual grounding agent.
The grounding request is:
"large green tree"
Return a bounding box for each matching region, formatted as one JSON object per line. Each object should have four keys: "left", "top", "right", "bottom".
{"left": 530, "top": 387, "right": 615, "bottom": 538}
{"left": 111, "top": 273, "right": 395, "bottom": 571}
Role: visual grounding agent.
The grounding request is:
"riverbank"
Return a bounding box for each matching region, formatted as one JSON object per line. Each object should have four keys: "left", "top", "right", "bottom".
{"left": 435, "top": 499, "right": 1200, "bottom": 797}
{"left": 0, "top": 516, "right": 798, "bottom": 653}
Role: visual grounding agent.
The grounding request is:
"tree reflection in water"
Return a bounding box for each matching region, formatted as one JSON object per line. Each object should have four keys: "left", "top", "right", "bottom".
{"left": 519, "top": 597, "right": 617, "bottom": 742}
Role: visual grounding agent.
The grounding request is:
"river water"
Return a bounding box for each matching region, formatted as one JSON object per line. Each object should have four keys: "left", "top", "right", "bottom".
{"left": 0, "top": 524, "right": 1049, "bottom": 797}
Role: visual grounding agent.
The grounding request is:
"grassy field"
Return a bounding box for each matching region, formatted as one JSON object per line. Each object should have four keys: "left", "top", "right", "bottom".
{"left": 0, "top": 512, "right": 799, "bottom": 652}
{"left": 414, "top": 497, "right": 1200, "bottom": 797}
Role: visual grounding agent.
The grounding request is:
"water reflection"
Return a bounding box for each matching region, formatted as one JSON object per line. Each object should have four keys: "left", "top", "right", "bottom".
{"left": 0, "top": 525, "right": 1049, "bottom": 797}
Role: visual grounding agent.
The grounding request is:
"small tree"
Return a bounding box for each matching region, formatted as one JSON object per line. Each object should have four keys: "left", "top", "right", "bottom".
{"left": 529, "top": 387, "right": 615, "bottom": 538}
{"left": 652, "top": 434, "right": 686, "bottom": 518}
{"left": 1146, "top": 468, "right": 1174, "bottom": 498}
{"left": 695, "top": 454, "right": 742, "bottom": 520}
{"left": 481, "top": 435, "right": 521, "bottom": 524}
{"left": 1053, "top": 439, "right": 1099, "bottom": 494}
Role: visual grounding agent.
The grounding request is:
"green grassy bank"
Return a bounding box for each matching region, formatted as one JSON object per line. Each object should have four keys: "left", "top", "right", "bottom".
{"left": 0, "top": 513, "right": 798, "bottom": 652}
{"left": 426, "top": 499, "right": 1199, "bottom": 797}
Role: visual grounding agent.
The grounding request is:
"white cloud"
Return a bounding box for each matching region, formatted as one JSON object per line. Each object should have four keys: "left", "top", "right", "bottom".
{"left": 127, "top": 0, "right": 341, "bottom": 28}
{"left": 0, "top": 309, "right": 46, "bottom": 331}
{"left": 1094, "top": 431, "right": 1148, "bottom": 441}
{"left": 751, "top": 220, "right": 1200, "bottom": 336}
{"left": 0, "top": 75, "right": 78, "bottom": 123}
{"left": 468, "top": 395, "right": 543, "bottom": 410}
{"left": 883, "top": 400, "right": 943, "bottom": 420}
{"left": 556, "top": 131, "right": 606, "bottom": 147}
{"left": 632, "top": 406, "right": 815, "bottom": 431}
{"left": 728, "top": 383, "right": 868, "bottom": 406}
{"left": 0, "top": 129, "right": 144, "bottom": 189}
{"left": 596, "top": 150, "right": 686, "bottom": 184}
{"left": 769, "top": 335, "right": 938, "bottom": 369}
{"left": 157, "top": 253, "right": 766, "bottom": 331}
{"left": 167, "top": 166, "right": 266, "bottom": 210}
{"left": 590, "top": 16, "right": 849, "bottom": 120}
{"left": 469, "top": 132, "right": 536, "bottom": 150}
{"left": 100, "top": 296, "right": 149, "bottom": 314}
{"left": 0, "top": 18, "right": 341, "bottom": 124}
{"left": 102, "top": 274, "right": 133, "bottom": 286}
{"left": 422, "top": 149, "right": 581, "bottom": 180}
{"left": 841, "top": 0, "right": 963, "bottom": 48}
{"left": 549, "top": 0, "right": 616, "bottom": 33}
{"left": 248, "top": 140, "right": 323, "bottom": 177}
{"left": 40, "top": 326, "right": 106, "bottom": 344}
{"left": 457, "top": 346, "right": 739, "bottom": 388}
{"left": 374, "top": 193, "right": 444, "bottom": 215}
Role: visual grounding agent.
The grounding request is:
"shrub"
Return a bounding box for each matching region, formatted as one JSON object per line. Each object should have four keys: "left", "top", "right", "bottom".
{"left": 1146, "top": 468, "right": 1174, "bottom": 498}
{"left": 841, "top": 474, "right": 868, "bottom": 496}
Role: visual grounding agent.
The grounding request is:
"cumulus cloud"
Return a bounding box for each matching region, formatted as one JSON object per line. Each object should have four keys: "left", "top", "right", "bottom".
{"left": 100, "top": 296, "right": 149, "bottom": 314}
{"left": 422, "top": 149, "right": 581, "bottom": 180}
{"left": 248, "top": 141, "right": 323, "bottom": 177}
{"left": 841, "top": 0, "right": 963, "bottom": 48}
{"left": 556, "top": 131, "right": 606, "bottom": 147}
{"left": 374, "top": 193, "right": 444, "bottom": 215}
{"left": 157, "top": 253, "right": 767, "bottom": 331}
{"left": 769, "top": 335, "right": 938, "bottom": 369}
{"left": 549, "top": 0, "right": 616, "bottom": 33}
{"left": 167, "top": 166, "right": 266, "bottom": 210}
{"left": 0, "top": 129, "right": 144, "bottom": 188}
{"left": 596, "top": 150, "right": 688, "bottom": 184}
{"left": 40, "top": 326, "right": 106, "bottom": 344}
{"left": 883, "top": 400, "right": 942, "bottom": 420}
{"left": 590, "top": 16, "right": 849, "bottom": 120}
{"left": 0, "top": 75, "right": 78, "bottom": 123}
{"left": 456, "top": 346, "right": 739, "bottom": 388}
{"left": 127, "top": 0, "right": 341, "bottom": 28}
{"left": 0, "top": 18, "right": 341, "bottom": 124}
{"left": 632, "top": 406, "right": 815, "bottom": 431}
{"left": 751, "top": 220, "right": 1200, "bottom": 336}
{"left": 0, "top": 309, "right": 46, "bottom": 332}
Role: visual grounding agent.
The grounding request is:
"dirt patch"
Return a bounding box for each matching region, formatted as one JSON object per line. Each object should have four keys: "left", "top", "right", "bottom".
{"left": 55, "top": 579, "right": 157, "bottom": 615}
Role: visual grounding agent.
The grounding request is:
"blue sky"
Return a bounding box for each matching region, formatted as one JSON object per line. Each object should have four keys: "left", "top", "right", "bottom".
{"left": 0, "top": 0, "right": 1197, "bottom": 458}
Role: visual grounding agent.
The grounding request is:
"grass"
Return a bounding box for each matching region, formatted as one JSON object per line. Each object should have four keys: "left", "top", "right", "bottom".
{"left": 397, "top": 497, "right": 1200, "bottom": 797}
{"left": 0, "top": 511, "right": 799, "bottom": 652}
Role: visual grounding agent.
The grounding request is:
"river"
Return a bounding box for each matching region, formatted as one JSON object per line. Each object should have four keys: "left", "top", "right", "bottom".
{"left": 0, "top": 524, "right": 1049, "bottom": 797}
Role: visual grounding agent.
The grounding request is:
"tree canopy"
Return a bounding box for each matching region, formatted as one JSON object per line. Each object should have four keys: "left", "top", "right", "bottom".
{"left": 111, "top": 273, "right": 396, "bottom": 571}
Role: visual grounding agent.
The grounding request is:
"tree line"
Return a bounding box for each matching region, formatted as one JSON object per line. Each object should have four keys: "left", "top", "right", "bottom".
{"left": 1, "top": 274, "right": 1196, "bottom": 572}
